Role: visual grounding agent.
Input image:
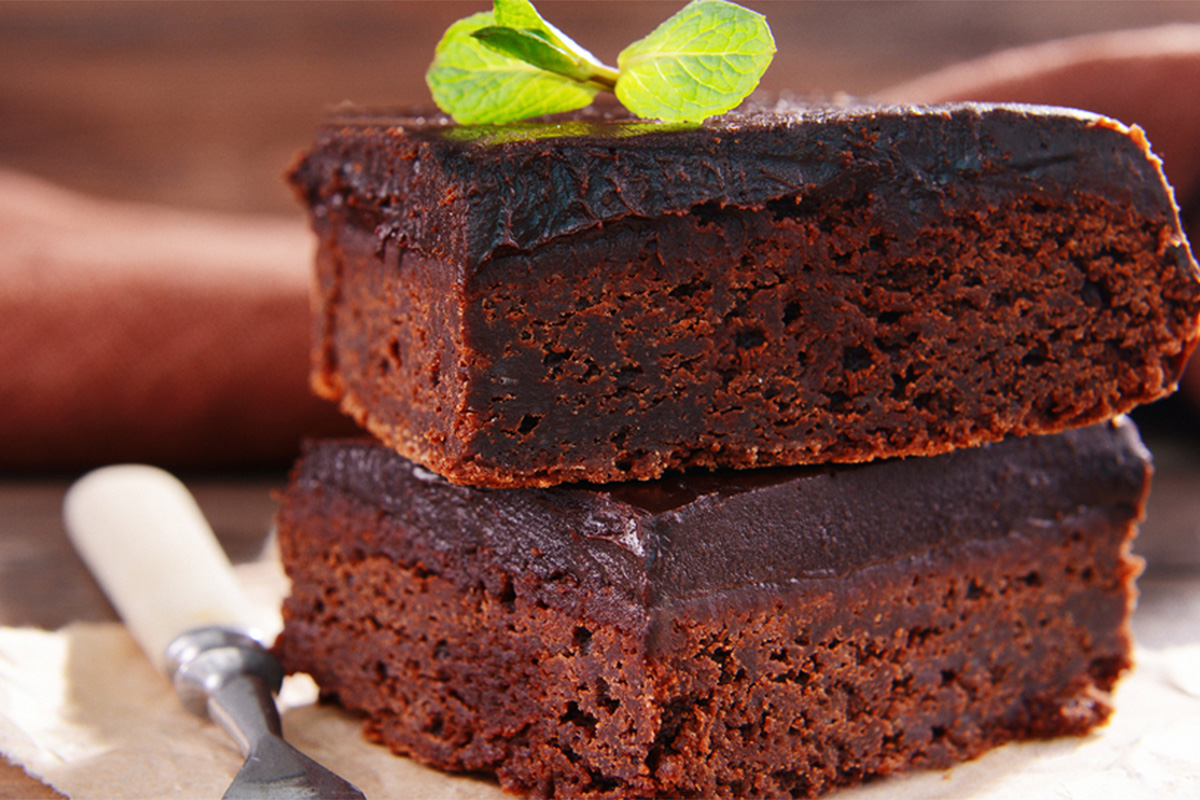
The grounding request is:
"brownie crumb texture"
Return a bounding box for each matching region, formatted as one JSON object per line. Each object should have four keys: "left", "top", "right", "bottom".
{"left": 313, "top": 172, "right": 1198, "bottom": 489}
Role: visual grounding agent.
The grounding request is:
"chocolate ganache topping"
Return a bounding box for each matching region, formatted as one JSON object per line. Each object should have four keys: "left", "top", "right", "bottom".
{"left": 289, "top": 101, "right": 1188, "bottom": 272}
{"left": 293, "top": 419, "right": 1149, "bottom": 617}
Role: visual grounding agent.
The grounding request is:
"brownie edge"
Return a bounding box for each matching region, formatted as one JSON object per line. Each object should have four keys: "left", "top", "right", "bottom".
{"left": 273, "top": 419, "right": 1148, "bottom": 799}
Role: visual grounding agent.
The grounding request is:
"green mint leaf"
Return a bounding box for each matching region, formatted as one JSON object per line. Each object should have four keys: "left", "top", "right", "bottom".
{"left": 492, "top": 0, "right": 614, "bottom": 80}
{"left": 472, "top": 26, "right": 612, "bottom": 88}
{"left": 426, "top": 11, "right": 599, "bottom": 125}
{"left": 472, "top": 26, "right": 579, "bottom": 76}
{"left": 492, "top": 0, "right": 542, "bottom": 29}
{"left": 616, "top": 0, "right": 776, "bottom": 123}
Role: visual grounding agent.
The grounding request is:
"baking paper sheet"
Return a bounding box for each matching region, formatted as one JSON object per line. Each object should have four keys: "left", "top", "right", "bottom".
{"left": 1, "top": 558, "right": 1198, "bottom": 799}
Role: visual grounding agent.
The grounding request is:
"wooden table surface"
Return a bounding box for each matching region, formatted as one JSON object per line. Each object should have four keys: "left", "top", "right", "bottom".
{"left": 4, "top": 2, "right": 1200, "bottom": 797}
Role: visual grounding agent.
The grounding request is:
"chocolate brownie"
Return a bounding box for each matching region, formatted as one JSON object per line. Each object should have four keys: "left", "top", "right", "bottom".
{"left": 288, "top": 101, "right": 1200, "bottom": 487}
{"left": 273, "top": 417, "right": 1148, "bottom": 799}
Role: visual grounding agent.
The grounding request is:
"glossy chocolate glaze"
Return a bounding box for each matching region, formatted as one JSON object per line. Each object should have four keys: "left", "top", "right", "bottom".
{"left": 291, "top": 418, "right": 1150, "bottom": 614}
{"left": 289, "top": 100, "right": 1190, "bottom": 271}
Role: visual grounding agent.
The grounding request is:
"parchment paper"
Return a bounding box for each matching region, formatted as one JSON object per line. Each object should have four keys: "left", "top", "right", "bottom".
{"left": 2, "top": 557, "right": 1198, "bottom": 799}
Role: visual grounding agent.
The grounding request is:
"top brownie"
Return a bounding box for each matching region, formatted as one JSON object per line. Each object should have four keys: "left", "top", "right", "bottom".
{"left": 291, "top": 100, "right": 1200, "bottom": 487}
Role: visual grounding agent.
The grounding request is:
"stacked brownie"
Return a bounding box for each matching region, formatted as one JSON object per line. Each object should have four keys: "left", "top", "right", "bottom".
{"left": 274, "top": 101, "right": 1200, "bottom": 798}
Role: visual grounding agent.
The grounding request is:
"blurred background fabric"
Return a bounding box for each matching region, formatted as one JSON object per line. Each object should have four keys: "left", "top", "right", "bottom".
{"left": 2, "top": 0, "right": 1200, "bottom": 469}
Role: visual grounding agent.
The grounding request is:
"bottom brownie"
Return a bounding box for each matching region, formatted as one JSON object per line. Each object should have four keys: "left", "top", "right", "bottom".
{"left": 273, "top": 419, "right": 1149, "bottom": 799}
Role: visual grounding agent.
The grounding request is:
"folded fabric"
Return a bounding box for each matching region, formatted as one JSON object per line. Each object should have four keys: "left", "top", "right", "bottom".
{"left": 0, "top": 169, "right": 352, "bottom": 469}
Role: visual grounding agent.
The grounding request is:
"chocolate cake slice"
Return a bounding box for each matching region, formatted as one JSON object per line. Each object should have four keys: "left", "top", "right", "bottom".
{"left": 288, "top": 101, "right": 1200, "bottom": 488}
{"left": 273, "top": 417, "right": 1148, "bottom": 799}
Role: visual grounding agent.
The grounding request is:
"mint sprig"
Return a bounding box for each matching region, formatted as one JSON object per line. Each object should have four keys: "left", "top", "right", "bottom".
{"left": 426, "top": 0, "right": 775, "bottom": 125}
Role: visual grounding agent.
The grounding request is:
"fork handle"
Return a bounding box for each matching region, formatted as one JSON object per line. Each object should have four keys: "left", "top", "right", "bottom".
{"left": 63, "top": 464, "right": 269, "bottom": 672}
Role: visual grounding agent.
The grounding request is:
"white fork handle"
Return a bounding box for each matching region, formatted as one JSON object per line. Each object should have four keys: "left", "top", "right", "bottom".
{"left": 63, "top": 464, "right": 266, "bottom": 672}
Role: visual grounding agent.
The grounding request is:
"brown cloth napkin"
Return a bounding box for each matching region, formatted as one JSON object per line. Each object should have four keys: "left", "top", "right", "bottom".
{"left": 0, "top": 169, "right": 352, "bottom": 469}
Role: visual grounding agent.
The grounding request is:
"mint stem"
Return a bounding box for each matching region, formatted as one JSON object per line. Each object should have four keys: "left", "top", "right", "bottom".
{"left": 586, "top": 62, "right": 619, "bottom": 91}
{"left": 535, "top": 56, "right": 617, "bottom": 92}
